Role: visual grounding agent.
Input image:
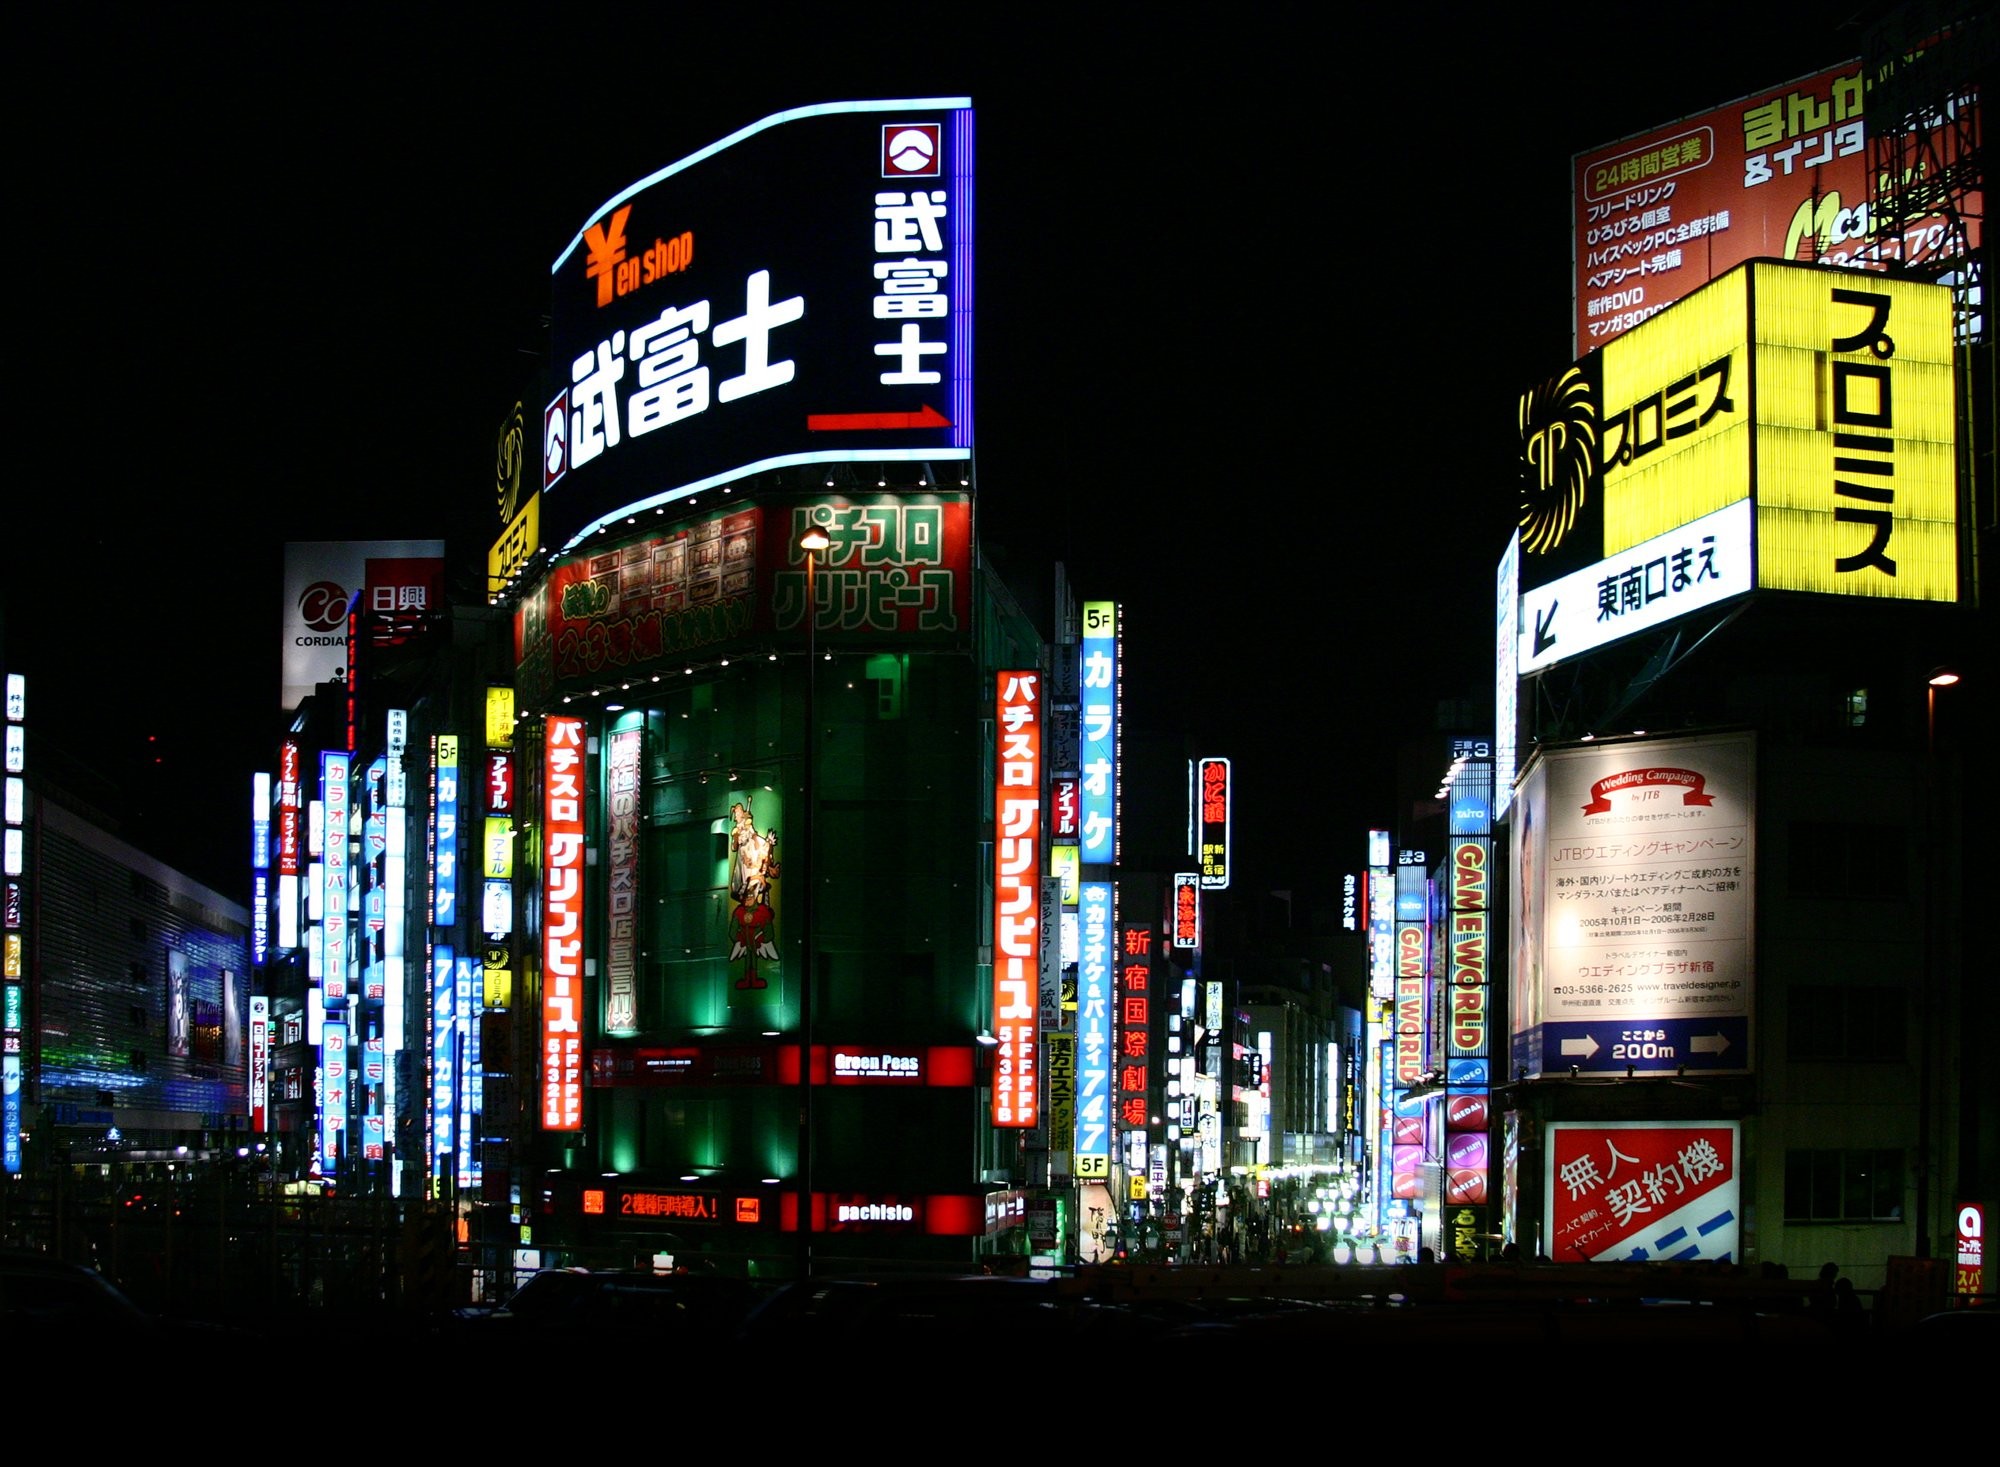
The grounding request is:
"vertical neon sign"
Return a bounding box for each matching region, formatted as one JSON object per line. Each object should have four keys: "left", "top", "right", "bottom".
{"left": 543, "top": 716, "right": 585, "bottom": 1131}
{"left": 993, "top": 671, "right": 1041, "bottom": 1128}
{"left": 1079, "top": 603, "right": 1118, "bottom": 865}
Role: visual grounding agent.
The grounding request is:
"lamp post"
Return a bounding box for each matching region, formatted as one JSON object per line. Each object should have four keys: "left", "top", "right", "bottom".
{"left": 796, "top": 522, "right": 829, "bottom": 1280}
{"left": 1917, "top": 666, "right": 1959, "bottom": 1260}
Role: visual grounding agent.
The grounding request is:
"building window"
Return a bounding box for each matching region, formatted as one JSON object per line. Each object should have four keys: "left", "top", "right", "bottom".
{"left": 1784, "top": 1148, "right": 1904, "bottom": 1222}
{"left": 1787, "top": 986, "right": 1905, "bottom": 1061}
{"left": 1787, "top": 821, "right": 1907, "bottom": 900}
{"left": 1844, "top": 687, "right": 1868, "bottom": 727}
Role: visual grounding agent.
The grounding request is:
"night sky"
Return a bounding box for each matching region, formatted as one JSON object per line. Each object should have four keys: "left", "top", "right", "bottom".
{"left": 6, "top": 6, "right": 1862, "bottom": 902}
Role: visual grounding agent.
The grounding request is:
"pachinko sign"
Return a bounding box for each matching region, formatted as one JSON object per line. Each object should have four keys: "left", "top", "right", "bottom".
{"left": 992, "top": 672, "right": 1041, "bottom": 1128}
{"left": 542, "top": 716, "right": 586, "bottom": 1130}
{"left": 1545, "top": 1121, "right": 1739, "bottom": 1262}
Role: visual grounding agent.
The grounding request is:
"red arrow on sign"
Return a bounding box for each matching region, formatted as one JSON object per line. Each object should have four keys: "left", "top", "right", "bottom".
{"left": 806, "top": 404, "right": 952, "bottom": 432}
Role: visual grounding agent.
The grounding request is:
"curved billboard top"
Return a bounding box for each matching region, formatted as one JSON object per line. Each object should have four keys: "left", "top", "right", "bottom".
{"left": 541, "top": 99, "right": 975, "bottom": 558}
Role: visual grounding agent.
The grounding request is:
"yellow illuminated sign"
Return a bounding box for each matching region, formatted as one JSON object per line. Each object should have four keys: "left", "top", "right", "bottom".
{"left": 485, "top": 686, "right": 516, "bottom": 748}
{"left": 485, "top": 816, "right": 514, "bottom": 879}
{"left": 1750, "top": 267, "right": 1956, "bottom": 601}
{"left": 1558, "top": 260, "right": 1956, "bottom": 605}
{"left": 489, "top": 492, "right": 540, "bottom": 595}
{"left": 1049, "top": 843, "right": 1080, "bottom": 905}
{"left": 1601, "top": 270, "right": 1751, "bottom": 553}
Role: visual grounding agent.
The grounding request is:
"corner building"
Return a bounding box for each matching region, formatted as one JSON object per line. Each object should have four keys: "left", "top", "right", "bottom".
{"left": 509, "top": 481, "right": 1042, "bottom": 1273}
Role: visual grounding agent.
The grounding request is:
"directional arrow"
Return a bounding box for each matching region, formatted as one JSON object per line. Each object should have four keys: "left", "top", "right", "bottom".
{"left": 806, "top": 404, "right": 952, "bottom": 432}
{"left": 1534, "top": 602, "right": 1558, "bottom": 656}
{"left": 1688, "top": 1033, "right": 1731, "bottom": 1055}
{"left": 1560, "top": 1034, "right": 1599, "bottom": 1058}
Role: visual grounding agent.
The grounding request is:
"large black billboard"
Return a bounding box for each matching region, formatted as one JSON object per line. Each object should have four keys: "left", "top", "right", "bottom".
{"left": 539, "top": 99, "right": 975, "bottom": 560}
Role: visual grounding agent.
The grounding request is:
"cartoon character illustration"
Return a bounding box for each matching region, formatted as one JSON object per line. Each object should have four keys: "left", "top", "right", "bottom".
{"left": 728, "top": 801, "right": 780, "bottom": 989}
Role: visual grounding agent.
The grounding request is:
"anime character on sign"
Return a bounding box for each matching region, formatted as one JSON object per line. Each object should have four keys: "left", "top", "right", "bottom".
{"left": 728, "top": 801, "right": 780, "bottom": 989}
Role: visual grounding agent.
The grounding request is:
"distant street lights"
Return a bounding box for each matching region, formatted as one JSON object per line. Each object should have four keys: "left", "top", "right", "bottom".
{"left": 796, "top": 521, "right": 829, "bottom": 1280}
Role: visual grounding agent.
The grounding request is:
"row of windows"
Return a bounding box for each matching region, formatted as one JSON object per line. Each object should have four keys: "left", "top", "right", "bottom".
{"left": 1784, "top": 1147, "right": 1903, "bottom": 1222}
{"left": 1786, "top": 985, "right": 1904, "bottom": 1061}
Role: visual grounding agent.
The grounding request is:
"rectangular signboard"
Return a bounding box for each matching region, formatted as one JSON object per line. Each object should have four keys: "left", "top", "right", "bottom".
{"left": 1512, "top": 731, "right": 1754, "bottom": 1078}
{"left": 1545, "top": 1120, "right": 1740, "bottom": 1262}
{"left": 1572, "top": 56, "right": 1978, "bottom": 354}
{"left": 1515, "top": 261, "right": 1957, "bottom": 673}
{"left": 1079, "top": 604, "right": 1118, "bottom": 865}
{"left": 542, "top": 100, "right": 974, "bottom": 556}
{"left": 993, "top": 671, "right": 1042, "bottom": 1128}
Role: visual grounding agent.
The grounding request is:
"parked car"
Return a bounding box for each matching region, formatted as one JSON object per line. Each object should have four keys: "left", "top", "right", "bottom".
{"left": 458, "top": 1266, "right": 766, "bottom": 1343}
{"left": 0, "top": 1248, "right": 160, "bottom": 1339}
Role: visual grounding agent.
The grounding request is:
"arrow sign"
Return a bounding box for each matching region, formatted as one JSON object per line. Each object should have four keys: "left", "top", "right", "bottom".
{"left": 806, "top": 404, "right": 952, "bottom": 432}
{"left": 1688, "top": 1033, "right": 1731, "bottom": 1055}
{"left": 1534, "top": 602, "right": 1558, "bottom": 656}
{"left": 1560, "top": 1034, "right": 1599, "bottom": 1058}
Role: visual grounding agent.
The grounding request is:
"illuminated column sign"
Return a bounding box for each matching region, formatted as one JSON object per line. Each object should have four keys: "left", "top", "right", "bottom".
{"left": 1171, "top": 872, "right": 1200, "bottom": 949}
{"left": 605, "top": 726, "right": 641, "bottom": 1036}
{"left": 458, "top": 952, "right": 479, "bottom": 1189}
{"left": 1079, "top": 602, "right": 1118, "bottom": 865}
{"left": 251, "top": 772, "right": 270, "bottom": 967}
{"left": 3, "top": 674, "right": 23, "bottom": 1174}
{"left": 249, "top": 995, "right": 269, "bottom": 1133}
{"left": 433, "top": 943, "right": 456, "bottom": 1173}
{"left": 1443, "top": 740, "right": 1494, "bottom": 1260}
{"left": 993, "top": 672, "right": 1041, "bottom": 1128}
{"left": 321, "top": 753, "right": 350, "bottom": 1004}
{"left": 1367, "top": 830, "right": 1394, "bottom": 1001}
{"left": 1074, "top": 881, "right": 1113, "bottom": 1179}
{"left": 1116, "top": 922, "right": 1154, "bottom": 1150}
{"left": 362, "top": 1035, "right": 385, "bottom": 1160}
{"left": 543, "top": 716, "right": 586, "bottom": 1130}
{"left": 1195, "top": 757, "right": 1230, "bottom": 890}
{"left": 277, "top": 741, "right": 301, "bottom": 952}
{"left": 320, "top": 1019, "right": 347, "bottom": 1170}
{"left": 433, "top": 735, "right": 459, "bottom": 926}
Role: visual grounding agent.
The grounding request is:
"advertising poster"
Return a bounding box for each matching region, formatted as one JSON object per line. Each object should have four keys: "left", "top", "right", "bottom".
{"left": 513, "top": 495, "right": 971, "bottom": 705}
{"left": 1513, "top": 730, "right": 1754, "bottom": 1078}
{"left": 1572, "top": 56, "right": 1978, "bottom": 354}
{"left": 1545, "top": 1120, "right": 1740, "bottom": 1262}
{"left": 280, "top": 541, "right": 445, "bottom": 710}
{"left": 542, "top": 100, "right": 974, "bottom": 556}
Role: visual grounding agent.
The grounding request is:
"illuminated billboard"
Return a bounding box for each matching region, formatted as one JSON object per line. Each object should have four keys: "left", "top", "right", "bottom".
{"left": 992, "top": 671, "right": 1042, "bottom": 1128}
{"left": 542, "top": 716, "right": 586, "bottom": 1130}
{"left": 1545, "top": 1120, "right": 1740, "bottom": 1262}
{"left": 1075, "top": 881, "right": 1113, "bottom": 1179}
{"left": 1194, "top": 757, "right": 1230, "bottom": 890}
{"left": 1517, "top": 261, "right": 1956, "bottom": 673}
{"left": 538, "top": 100, "right": 975, "bottom": 559}
{"left": 513, "top": 494, "right": 970, "bottom": 706}
{"left": 1572, "top": 57, "right": 1979, "bottom": 353}
{"left": 1511, "top": 731, "right": 1754, "bottom": 1080}
{"left": 1079, "top": 602, "right": 1119, "bottom": 865}
{"left": 280, "top": 541, "right": 444, "bottom": 711}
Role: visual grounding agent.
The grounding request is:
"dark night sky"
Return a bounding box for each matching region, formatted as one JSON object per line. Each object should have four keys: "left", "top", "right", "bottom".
{"left": 4, "top": 5, "right": 1867, "bottom": 901}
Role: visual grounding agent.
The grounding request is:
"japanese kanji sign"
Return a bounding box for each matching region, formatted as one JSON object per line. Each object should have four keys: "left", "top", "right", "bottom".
{"left": 1572, "top": 55, "right": 1977, "bottom": 355}
{"left": 539, "top": 100, "right": 974, "bottom": 559}
{"left": 1545, "top": 1121, "right": 1739, "bottom": 1262}
{"left": 1512, "top": 730, "right": 1754, "bottom": 1079}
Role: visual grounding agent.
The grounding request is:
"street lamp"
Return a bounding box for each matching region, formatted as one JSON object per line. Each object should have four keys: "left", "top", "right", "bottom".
{"left": 796, "top": 522, "right": 829, "bottom": 1280}
{"left": 1916, "top": 666, "right": 1959, "bottom": 1259}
